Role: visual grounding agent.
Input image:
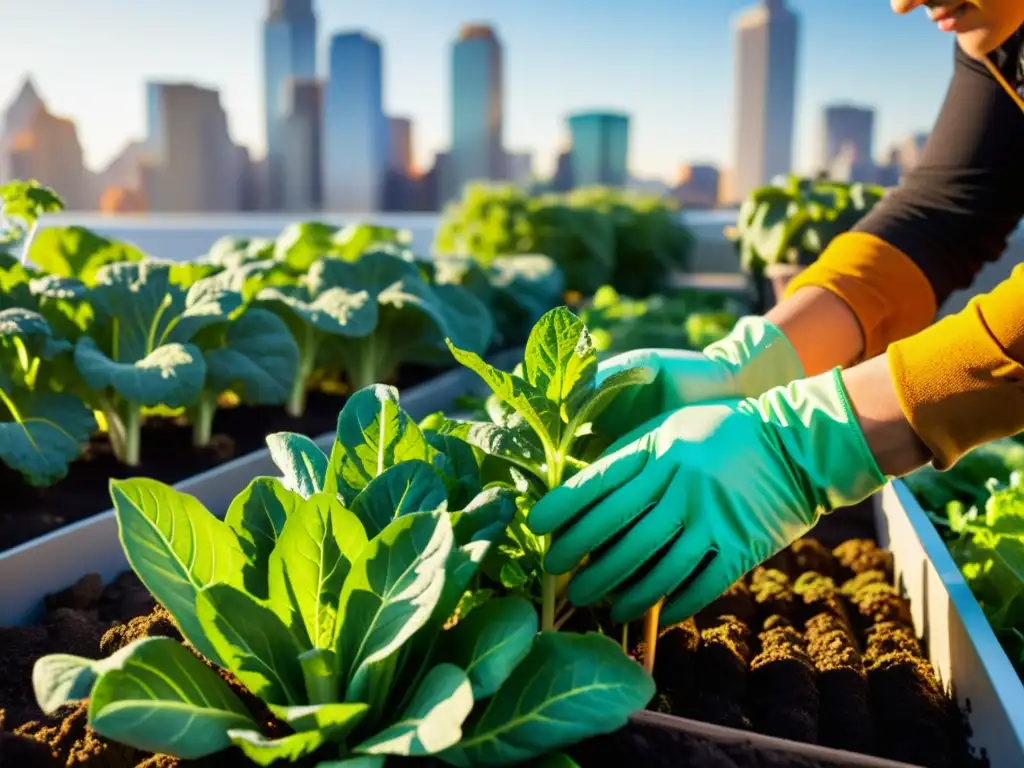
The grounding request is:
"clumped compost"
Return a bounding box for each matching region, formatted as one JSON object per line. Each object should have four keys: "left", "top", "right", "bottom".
{"left": 631, "top": 536, "right": 981, "bottom": 768}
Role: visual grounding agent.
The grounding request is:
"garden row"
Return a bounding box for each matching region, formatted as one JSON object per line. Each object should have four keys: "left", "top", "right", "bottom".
{"left": 0, "top": 304, "right": 988, "bottom": 768}
{"left": 0, "top": 179, "right": 715, "bottom": 554}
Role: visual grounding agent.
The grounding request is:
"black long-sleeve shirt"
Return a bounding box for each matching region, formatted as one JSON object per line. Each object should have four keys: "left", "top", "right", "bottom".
{"left": 853, "top": 27, "right": 1024, "bottom": 306}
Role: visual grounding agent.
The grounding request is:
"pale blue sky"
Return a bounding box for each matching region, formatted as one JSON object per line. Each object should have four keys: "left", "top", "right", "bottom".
{"left": 0, "top": 0, "right": 956, "bottom": 180}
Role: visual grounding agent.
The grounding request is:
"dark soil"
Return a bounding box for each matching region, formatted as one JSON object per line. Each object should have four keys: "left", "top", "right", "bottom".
{"left": 0, "top": 364, "right": 446, "bottom": 554}
{"left": 644, "top": 535, "right": 984, "bottom": 768}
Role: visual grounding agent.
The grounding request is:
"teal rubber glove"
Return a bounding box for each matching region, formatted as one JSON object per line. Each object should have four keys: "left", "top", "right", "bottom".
{"left": 595, "top": 316, "right": 804, "bottom": 439}
{"left": 529, "top": 368, "right": 887, "bottom": 626}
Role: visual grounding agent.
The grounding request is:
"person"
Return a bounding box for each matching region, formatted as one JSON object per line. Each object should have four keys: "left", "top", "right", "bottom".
{"left": 529, "top": 0, "right": 1024, "bottom": 628}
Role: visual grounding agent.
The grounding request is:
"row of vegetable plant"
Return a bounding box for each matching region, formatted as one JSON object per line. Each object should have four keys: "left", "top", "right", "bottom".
{"left": 433, "top": 183, "right": 694, "bottom": 298}
{"left": 0, "top": 181, "right": 565, "bottom": 495}
{"left": 905, "top": 438, "right": 1024, "bottom": 682}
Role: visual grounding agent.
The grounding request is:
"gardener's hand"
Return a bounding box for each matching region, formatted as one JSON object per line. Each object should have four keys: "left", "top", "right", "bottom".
{"left": 595, "top": 316, "right": 804, "bottom": 439}
{"left": 530, "top": 368, "right": 887, "bottom": 625}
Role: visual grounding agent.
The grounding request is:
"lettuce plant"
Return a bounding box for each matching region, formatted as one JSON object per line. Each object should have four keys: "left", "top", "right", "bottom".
{"left": 439, "top": 307, "right": 656, "bottom": 631}
{"left": 0, "top": 307, "right": 95, "bottom": 485}
{"left": 73, "top": 261, "right": 244, "bottom": 465}
{"left": 0, "top": 179, "right": 64, "bottom": 265}
{"left": 259, "top": 251, "right": 492, "bottom": 417}
{"left": 32, "top": 384, "right": 653, "bottom": 765}
{"left": 274, "top": 221, "right": 413, "bottom": 273}
{"left": 26, "top": 226, "right": 146, "bottom": 285}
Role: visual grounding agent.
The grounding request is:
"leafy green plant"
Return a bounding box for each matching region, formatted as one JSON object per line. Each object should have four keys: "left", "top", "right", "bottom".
{"left": 0, "top": 179, "right": 64, "bottom": 264}
{"left": 32, "top": 384, "right": 653, "bottom": 765}
{"left": 274, "top": 222, "right": 413, "bottom": 273}
{"left": 433, "top": 254, "right": 565, "bottom": 348}
{"left": 438, "top": 307, "right": 656, "bottom": 631}
{"left": 72, "top": 261, "right": 244, "bottom": 464}
{"left": 578, "top": 285, "right": 739, "bottom": 356}
{"left": 259, "top": 251, "right": 492, "bottom": 416}
{"left": 731, "top": 175, "right": 886, "bottom": 274}
{"left": 435, "top": 183, "right": 692, "bottom": 298}
{"left": 26, "top": 226, "right": 146, "bottom": 285}
{"left": 0, "top": 307, "right": 95, "bottom": 485}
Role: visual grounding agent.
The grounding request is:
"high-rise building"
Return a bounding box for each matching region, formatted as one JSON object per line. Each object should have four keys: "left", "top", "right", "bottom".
{"left": 282, "top": 77, "right": 322, "bottom": 211}
{"left": 388, "top": 116, "right": 414, "bottom": 175}
{"left": 821, "top": 104, "right": 875, "bottom": 170}
{"left": 876, "top": 132, "right": 929, "bottom": 186}
{"left": 263, "top": 0, "right": 317, "bottom": 210}
{"left": 6, "top": 107, "right": 91, "bottom": 209}
{"left": 323, "top": 32, "right": 387, "bottom": 212}
{"left": 505, "top": 151, "right": 533, "bottom": 186}
{"left": 674, "top": 164, "right": 721, "bottom": 209}
{"left": 567, "top": 111, "right": 630, "bottom": 188}
{"left": 449, "top": 24, "right": 505, "bottom": 203}
{"left": 732, "top": 0, "right": 799, "bottom": 200}
{"left": 143, "top": 82, "right": 244, "bottom": 212}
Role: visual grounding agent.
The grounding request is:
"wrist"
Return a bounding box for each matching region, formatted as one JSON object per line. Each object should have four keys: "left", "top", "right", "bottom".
{"left": 766, "top": 287, "right": 865, "bottom": 375}
{"left": 840, "top": 355, "right": 931, "bottom": 477}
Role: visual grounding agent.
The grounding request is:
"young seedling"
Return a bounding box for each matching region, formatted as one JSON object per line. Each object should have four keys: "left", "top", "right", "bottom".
{"left": 442, "top": 306, "right": 656, "bottom": 632}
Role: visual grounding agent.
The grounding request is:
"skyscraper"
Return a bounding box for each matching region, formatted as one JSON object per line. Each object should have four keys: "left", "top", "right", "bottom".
{"left": 732, "top": 0, "right": 799, "bottom": 200}
{"left": 263, "top": 0, "right": 317, "bottom": 210}
{"left": 388, "top": 116, "right": 414, "bottom": 176}
{"left": 821, "top": 104, "right": 875, "bottom": 170}
{"left": 449, "top": 24, "right": 504, "bottom": 203}
{"left": 323, "top": 32, "right": 387, "bottom": 212}
{"left": 282, "top": 77, "right": 322, "bottom": 211}
{"left": 143, "top": 82, "right": 244, "bottom": 212}
{"left": 6, "top": 108, "right": 91, "bottom": 209}
{"left": 567, "top": 111, "right": 630, "bottom": 188}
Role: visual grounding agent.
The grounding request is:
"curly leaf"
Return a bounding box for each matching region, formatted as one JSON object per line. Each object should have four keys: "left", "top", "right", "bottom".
{"left": 204, "top": 308, "right": 299, "bottom": 404}
{"left": 74, "top": 336, "right": 206, "bottom": 408}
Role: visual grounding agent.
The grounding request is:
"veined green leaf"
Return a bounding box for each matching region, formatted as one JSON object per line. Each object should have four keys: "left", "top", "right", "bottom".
{"left": 27, "top": 226, "right": 144, "bottom": 286}
{"left": 196, "top": 583, "right": 306, "bottom": 706}
{"left": 267, "top": 432, "right": 329, "bottom": 498}
{"left": 424, "top": 429, "right": 482, "bottom": 507}
{"left": 325, "top": 384, "right": 440, "bottom": 501}
{"left": 441, "top": 420, "right": 544, "bottom": 477}
{"left": 110, "top": 478, "right": 245, "bottom": 665}
{"left": 317, "top": 756, "right": 386, "bottom": 768}
{"left": 524, "top": 307, "right": 596, "bottom": 410}
{"left": 32, "top": 640, "right": 144, "bottom": 714}
{"left": 350, "top": 460, "right": 449, "bottom": 539}
{"left": 88, "top": 637, "right": 255, "bottom": 760}
{"left": 257, "top": 282, "right": 377, "bottom": 338}
{"left": 335, "top": 511, "right": 453, "bottom": 703}
{"left": 564, "top": 365, "right": 658, "bottom": 447}
{"left": 75, "top": 336, "right": 206, "bottom": 408}
{"left": 268, "top": 493, "right": 369, "bottom": 650}
{"left": 450, "top": 486, "right": 518, "bottom": 547}
{"left": 437, "top": 598, "right": 537, "bottom": 699}
{"left": 204, "top": 308, "right": 300, "bottom": 404}
{"left": 355, "top": 664, "right": 473, "bottom": 756}
{"left": 225, "top": 477, "right": 300, "bottom": 598}
{"left": 269, "top": 701, "right": 369, "bottom": 737}
{"left": 445, "top": 342, "right": 557, "bottom": 449}
{"left": 0, "top": 385, "right": 95, "bottom": 487}
{"left": 228, "top": 729, "right": 327, "bottom": 766}
{"left": 441, "top": 632, "right": 655, "bottom": 766}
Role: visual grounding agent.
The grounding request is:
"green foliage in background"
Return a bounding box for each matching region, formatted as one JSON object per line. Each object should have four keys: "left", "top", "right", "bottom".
{"left": 434, "top": 183, "right": 693, "bottom": 297}
{"left": 731, "top": 175, "right": 886, "bottom": 273}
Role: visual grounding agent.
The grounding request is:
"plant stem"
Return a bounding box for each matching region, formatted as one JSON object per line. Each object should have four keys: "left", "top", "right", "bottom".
{"left": 123, "top": 405, "right": 141, "bottom": 466}
{"left": 192, "top": 393, "right": 215, "bottom": 448}
{"left": 553, "top": 607, "right": 576, "bottom": 631}
{"left": 642, "top": 599, "right": 664, "bottom": 674}
{"left": 541, "top": 570, "right": 557, "bottom": 632}
{"left": 287, "top": 335, "right": 316, "bottom": 418}
{"left": 18, "top": 221, "right": 37, "bottom": 267}
{"left": 621, "top": 623, "right": 630, "bottom": 654}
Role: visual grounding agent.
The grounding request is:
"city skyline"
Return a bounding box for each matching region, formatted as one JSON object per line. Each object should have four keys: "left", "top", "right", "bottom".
{"left": 0, "top": 0, "right": 956, "bottom": 182}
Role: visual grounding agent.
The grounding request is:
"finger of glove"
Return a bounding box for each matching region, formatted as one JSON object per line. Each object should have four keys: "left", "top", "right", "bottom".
{"left": 528, "top": 443, "right": 647, "bottom": 536}
{"left": 567, "top": 475, "right": 684, "bottom": 607}
{"left": 610, "top": 521, "right": 715, "bottom": 624}
{"left": 660, "top": 557, "right": 735, "bottom": 626}
{"left": 544, "top": 463, "right": 669, "bottom": 575}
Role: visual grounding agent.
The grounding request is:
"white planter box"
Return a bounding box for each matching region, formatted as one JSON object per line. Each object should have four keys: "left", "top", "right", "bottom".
{"left": 0, "top": 356, "right": 519, "bottom": 627}
{"left": 625, "top": 480, "right": 1024, "bottom": 766}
